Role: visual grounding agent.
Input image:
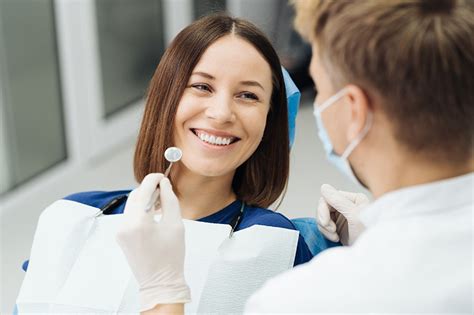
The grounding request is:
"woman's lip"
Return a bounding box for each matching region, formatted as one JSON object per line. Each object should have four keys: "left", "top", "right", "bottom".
{"left": 191, "top": 128, "right": 240, "bottom": 139}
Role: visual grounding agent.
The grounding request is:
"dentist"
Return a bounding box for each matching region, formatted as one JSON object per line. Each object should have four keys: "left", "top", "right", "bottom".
{"left": 116, "top": 0, "right": 474, "bottom": 313}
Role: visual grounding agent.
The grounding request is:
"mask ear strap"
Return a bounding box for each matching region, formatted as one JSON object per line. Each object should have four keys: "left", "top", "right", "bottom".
{"left": 341, "top": 111, "right": 373, "bottom": 160}
{"left": 318, "top": 88, "right": 348, "bottom": 112}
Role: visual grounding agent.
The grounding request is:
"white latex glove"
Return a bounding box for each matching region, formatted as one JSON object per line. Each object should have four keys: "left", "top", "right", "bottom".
{"left": 116, "top": 173, "right": 191, "bottom": 312}
{"left": 316, "top": 184, "right": 370, "bottom": 246}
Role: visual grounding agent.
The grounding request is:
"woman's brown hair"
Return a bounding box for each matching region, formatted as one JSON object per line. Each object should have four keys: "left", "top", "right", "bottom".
{"left": 134, "top": 14, "right": 289, "bottom": 208}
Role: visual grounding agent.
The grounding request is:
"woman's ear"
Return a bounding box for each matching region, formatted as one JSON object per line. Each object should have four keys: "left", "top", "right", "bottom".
{"left": 345, "top": 84, "right": 371, "bottom": 141}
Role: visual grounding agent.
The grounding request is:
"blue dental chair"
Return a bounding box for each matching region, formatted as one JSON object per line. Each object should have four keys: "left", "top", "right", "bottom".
{"left": 291, "top": 217, "right": 341, "bottom": 257}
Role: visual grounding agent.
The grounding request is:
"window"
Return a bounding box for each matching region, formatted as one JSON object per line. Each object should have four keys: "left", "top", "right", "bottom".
{"left": 0, "top": 0, "right": 66, "bottom": 195}
{"left": 95, "top": 0, "right": 165, "bottom": 118}
{"left": 194, "top": 0, "right": 226, "bottom": 19}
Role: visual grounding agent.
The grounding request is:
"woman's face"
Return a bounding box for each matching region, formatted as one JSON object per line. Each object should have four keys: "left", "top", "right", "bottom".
{"left": 173, "top": 35, "right": 273, "bottom": 178}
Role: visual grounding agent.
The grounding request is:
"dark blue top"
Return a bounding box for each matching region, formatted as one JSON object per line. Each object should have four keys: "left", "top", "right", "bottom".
{"left": 22, "top": 190, "right": 313, "bottom": 272}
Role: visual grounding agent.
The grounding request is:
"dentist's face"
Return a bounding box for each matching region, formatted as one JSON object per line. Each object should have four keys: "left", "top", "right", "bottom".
{"left": 173, "top": 35, "right": 273, "bottom": 177}
{"left": 310, "top": 43, "right": 349, "bottom": 154}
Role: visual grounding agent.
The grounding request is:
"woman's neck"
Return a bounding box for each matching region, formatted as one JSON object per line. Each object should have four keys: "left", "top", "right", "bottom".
{"left": 169, "top": 164, "right": 237, "bottom": 220}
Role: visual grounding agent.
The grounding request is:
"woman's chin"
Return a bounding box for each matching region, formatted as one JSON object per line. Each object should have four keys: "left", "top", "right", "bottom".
{"left": 172, "top": 158, "right": 237, "bottom": 179}
{"left": 186, "top": 164, "right": 235, "bottom": 178}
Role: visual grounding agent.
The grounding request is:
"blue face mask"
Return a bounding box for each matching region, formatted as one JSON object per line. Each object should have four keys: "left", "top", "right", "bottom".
{"left": 282, "top": 67, "right": 301, "bottom": 148}
{"left": 313, "top": 89, "right": 372, "bottom": 185}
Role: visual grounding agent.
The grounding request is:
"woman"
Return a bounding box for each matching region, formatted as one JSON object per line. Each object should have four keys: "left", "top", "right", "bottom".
{"left": 64, "top": 14, "right": 311, "bottom": 264}
{"left": 19, "top": 14, "right": 313, "bottom": 313}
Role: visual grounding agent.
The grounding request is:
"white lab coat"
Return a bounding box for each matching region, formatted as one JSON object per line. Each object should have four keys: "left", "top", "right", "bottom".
{"left": 245, "top": 173, "right": 473, "bottom": 313}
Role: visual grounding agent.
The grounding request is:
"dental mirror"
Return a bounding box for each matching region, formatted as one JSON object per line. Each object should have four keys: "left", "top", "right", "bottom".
{"left": 145, "top": 146, "right": 182, "bottom": 212}
{"left": 164, "top": 147, "right": 182, "bottom": 163}
{"left": 163, "top": 147, "right": 182, "bottom": 177}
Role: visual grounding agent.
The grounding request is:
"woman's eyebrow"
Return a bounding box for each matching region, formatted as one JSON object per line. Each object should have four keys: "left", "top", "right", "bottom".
{"left": 240, "top": 80, "right": 265, "bottom": 91}
{"left": 191, "top": 72, "right": 265, "bottom": 91}
{"left": 191, "top": 71, "right": 215, "bottom": 80}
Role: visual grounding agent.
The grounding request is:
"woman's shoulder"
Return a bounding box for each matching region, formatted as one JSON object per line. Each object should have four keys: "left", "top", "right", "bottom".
{"left": 240, "top": 205, "right": 297, "bottom": 231}
{"left": 63, "top": 189, "right": 132, "bottom": 210}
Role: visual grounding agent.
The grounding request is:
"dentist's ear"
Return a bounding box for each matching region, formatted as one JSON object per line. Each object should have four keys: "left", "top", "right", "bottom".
{"left": 345, "top": 84, "right": 372, "bottom": 141}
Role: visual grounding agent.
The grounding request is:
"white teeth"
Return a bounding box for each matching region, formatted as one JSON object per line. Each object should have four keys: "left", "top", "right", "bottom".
{"left": 195, "top": 130, "right": 235, "bottom": 146}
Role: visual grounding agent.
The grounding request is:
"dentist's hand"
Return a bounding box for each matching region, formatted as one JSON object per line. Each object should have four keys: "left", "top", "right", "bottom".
{"left": 316, "top": 184, "right": 370, "bottom": 246}
{"left": 116, "top": 173, "right": 190, "bottom": 312}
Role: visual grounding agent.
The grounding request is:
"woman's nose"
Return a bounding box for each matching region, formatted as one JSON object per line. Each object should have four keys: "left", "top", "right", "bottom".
{"left": 205, "top": 94, "right": 235, "bottom": 124}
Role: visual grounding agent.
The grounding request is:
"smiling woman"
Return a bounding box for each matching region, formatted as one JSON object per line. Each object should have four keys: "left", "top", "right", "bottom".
{"left": 131, "top": 14, "right": 311, "bottom": 261}
{"left": 135, "top": 15, "right": 290, "bottom": 209}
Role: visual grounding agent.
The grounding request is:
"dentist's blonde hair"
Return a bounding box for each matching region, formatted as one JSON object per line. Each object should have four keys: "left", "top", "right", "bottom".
{"left": 292, "top": 0, "right": 474, "bottom": 164}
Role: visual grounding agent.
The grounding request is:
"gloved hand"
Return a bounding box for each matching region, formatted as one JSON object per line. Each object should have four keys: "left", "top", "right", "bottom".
{"left": 316, "top": 184, "right": 370, "bottom": 246}
{"left": 116, "top": 173, "right": 191, "bottom": 312}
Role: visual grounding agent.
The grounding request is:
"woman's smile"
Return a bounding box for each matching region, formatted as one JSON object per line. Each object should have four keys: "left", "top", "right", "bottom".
{"left": 186, "top": 127, "right": 241, "bottom": 157}
{"left": 191, "top": 128, "right": 240, "bottom": 147}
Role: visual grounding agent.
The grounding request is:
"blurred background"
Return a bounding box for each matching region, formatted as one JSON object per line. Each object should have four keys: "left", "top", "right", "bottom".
{"left": 0, "top": 0, "right": 362, "bottom": 312}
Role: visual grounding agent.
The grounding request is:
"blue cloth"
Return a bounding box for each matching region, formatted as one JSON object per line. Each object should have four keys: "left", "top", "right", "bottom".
{"left": 21, "top": 190, "right": 313, "bottom": 273}
{"left": 282, "top": 67, "right": 301, "bottom": 148}
{"left": 291, "top": 217, "right": 341, "bottom": 257}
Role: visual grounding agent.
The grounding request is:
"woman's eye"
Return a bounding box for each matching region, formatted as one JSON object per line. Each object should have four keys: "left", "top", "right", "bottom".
{"left": 239, "top": 92, "right": 259, "bottom": 101}
{"left": 191, "top": 84, "right": 211, "bottom": 92}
